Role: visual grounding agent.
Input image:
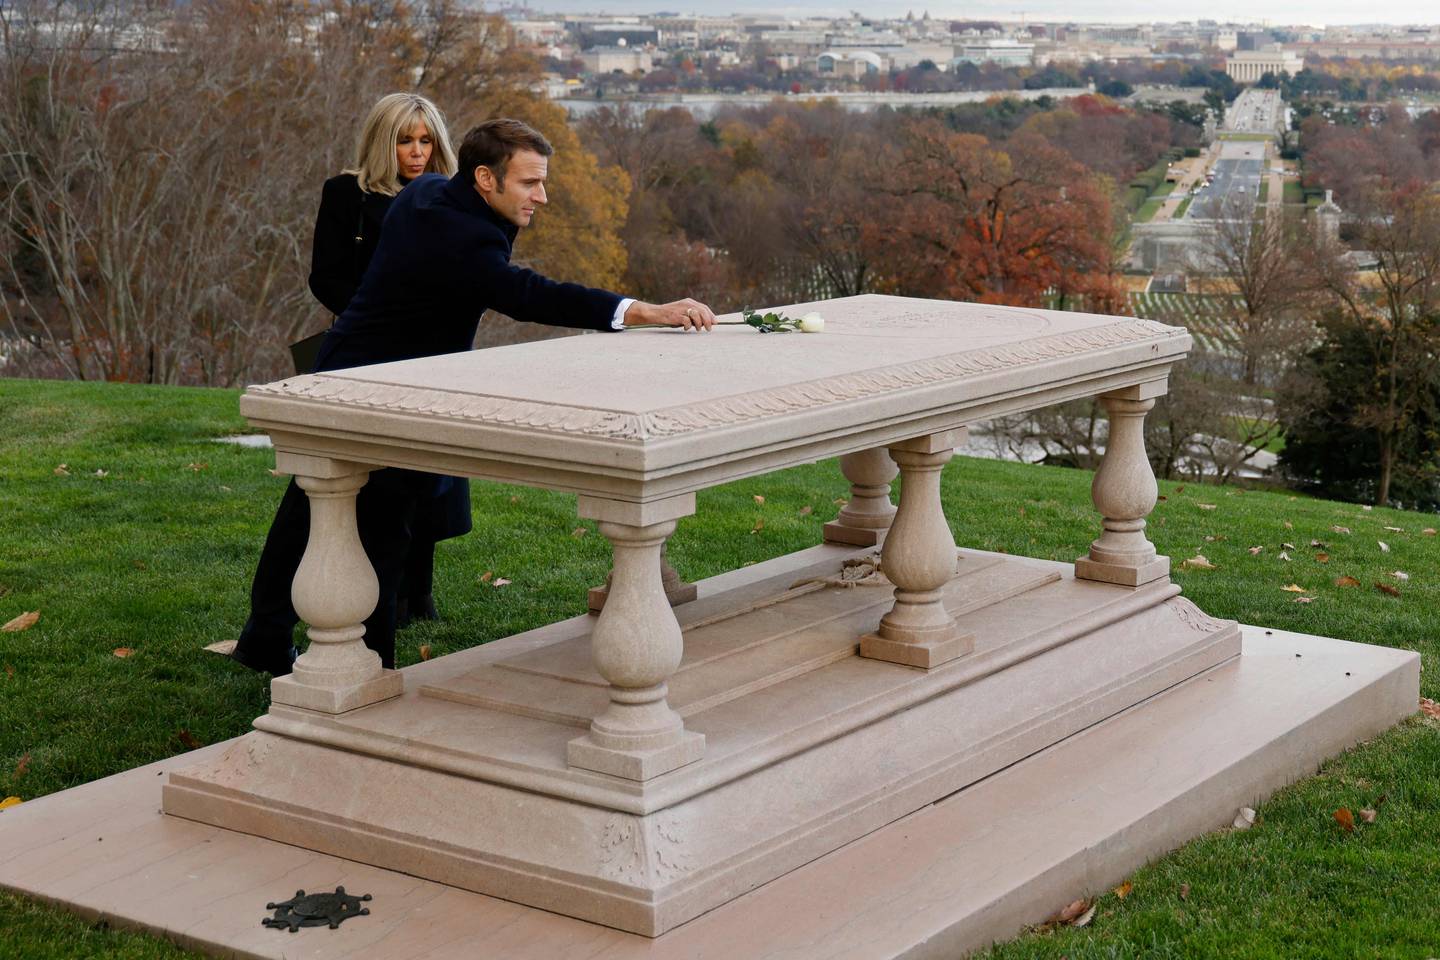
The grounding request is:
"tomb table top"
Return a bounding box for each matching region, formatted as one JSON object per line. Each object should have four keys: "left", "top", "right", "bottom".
{"left": 241, "top": 294, "right": 1189, "bottom": 499}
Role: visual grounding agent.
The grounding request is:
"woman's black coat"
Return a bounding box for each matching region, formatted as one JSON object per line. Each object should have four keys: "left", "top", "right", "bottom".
{"left": 308, "top": 173, "right": 395, "bottom": 318}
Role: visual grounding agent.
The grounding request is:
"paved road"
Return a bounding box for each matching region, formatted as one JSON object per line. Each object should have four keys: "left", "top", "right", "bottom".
{"left": 1224, "top": 88, "right": 1282, "bottom": 135}
{"left": 1186, "top": 141, "right": 1266, "bottom": 220}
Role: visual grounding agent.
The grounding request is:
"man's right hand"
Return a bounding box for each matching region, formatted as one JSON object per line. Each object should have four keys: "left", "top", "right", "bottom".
{"left": 623, "top": 298, "right": 717, "bottom": 332}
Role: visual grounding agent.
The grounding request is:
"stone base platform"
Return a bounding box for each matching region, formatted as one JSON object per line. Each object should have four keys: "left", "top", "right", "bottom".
{"left": 0, "top": 623, "right": 1416, "bottom": 959}
{"left": 161, "top": 545, "right": 1240, "bottom": 936}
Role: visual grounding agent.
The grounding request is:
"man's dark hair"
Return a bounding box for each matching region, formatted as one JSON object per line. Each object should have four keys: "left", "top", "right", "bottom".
{"left": 458, "top": 119, "right": 553, "bottom": 191}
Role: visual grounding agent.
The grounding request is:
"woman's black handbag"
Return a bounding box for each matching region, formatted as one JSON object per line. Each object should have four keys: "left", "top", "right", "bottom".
{"left": 287, "top": 331, "right": 328, "bottom": 375}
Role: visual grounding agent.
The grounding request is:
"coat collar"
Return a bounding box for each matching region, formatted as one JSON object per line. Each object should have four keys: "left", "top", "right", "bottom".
{"left": 443, "top": 172, "right": 520, "bottom": 247}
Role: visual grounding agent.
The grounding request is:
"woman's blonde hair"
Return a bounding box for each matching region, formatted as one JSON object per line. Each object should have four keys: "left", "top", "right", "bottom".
{"left": 346, "top": 93, "right": 458, "bottom": 196}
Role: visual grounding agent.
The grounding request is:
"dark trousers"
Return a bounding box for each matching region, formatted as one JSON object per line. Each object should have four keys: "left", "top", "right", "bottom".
{"left": 236, "top": 470, "right": 433, "bottom": 670}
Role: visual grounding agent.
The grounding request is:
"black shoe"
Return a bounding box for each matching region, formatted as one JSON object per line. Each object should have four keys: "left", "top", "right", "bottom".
{"left": 409, "top": 594, "right": 439, "bottom": 622}
{"left": 230, "top": 642, "right": 298, "bottom": 677}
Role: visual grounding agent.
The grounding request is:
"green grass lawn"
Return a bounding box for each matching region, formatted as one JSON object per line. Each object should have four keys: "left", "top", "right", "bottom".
{"left": 1283, "top": 179, "right": 1305, "bottom": 205}
{"left": 1134, "top": 182, "right": 1177, "bottom": 223}
{"left": 2, "top": 378, "right": 1438, "bottom": 958}
{"left": 1174, "top": 195, "right": 1194, "bottom": 218}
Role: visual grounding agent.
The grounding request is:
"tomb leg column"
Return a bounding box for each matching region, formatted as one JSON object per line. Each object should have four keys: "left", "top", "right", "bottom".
{"left": 823, "top": 447, "right": 899, "bottom": 546}
{"left": 860, "top": 430, "right": 974, "bottom": 669}
{"left": 269, "top": 455, "right": 403, "bottom": 714}
{"left": 1075, "top": 382, "right": 1171, "bottom": 587}
{"left": 568, "top": 494, "right": 704, "bottom": 781}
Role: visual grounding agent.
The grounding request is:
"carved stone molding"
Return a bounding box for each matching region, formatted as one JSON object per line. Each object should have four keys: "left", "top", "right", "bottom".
{"left": 249, "top": 319, "right": 1182, "bottom": 442}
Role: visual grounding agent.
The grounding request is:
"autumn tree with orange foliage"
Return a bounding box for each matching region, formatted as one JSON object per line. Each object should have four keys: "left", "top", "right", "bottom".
{"left": 883, "top": 118, "right": 1126, "bottom": 310}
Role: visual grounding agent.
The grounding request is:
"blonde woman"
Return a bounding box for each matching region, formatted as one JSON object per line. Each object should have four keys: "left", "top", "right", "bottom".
{"left": 306, "top": 92, "right": 458, "bottom": 319}
{"left": 235, "top": 94, "right": 462, "bottom": 677}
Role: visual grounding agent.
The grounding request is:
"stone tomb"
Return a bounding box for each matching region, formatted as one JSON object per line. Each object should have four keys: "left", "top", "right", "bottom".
{"left": 165, "top": 295, "right": 1243, "bottom": 936}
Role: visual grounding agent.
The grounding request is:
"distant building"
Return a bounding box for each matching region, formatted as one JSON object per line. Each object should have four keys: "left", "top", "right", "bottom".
{"left": 816, "top": 49, "right": 885, "bottom": 77}
{"left": 583, "top": 46, "right": 654, "bottom": 75}
{"left": 953, "top": 39, "right": 1034, "bottom": 68}
{"left": 1225, "top": 46, "right": 1304, "bottom": 81}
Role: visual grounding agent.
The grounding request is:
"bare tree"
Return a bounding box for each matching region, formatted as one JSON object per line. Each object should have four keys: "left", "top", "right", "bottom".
{"left": 1312, "top": 183, "right": 1440, "bottom": 505}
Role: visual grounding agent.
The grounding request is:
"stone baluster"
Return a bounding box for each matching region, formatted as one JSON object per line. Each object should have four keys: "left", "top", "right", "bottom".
{"left": 1074, "top": 382, "right": 1171, "bottom": 587}
{"left": 568, "top": 494, "right": 704, "bottom": 781}
{"left": 269, "top": 456, "right": 403, "bottom": 713}
{"left": 823, "top": 447, "right": 899, "bottom": 546}
{"left": 587, "top": 543, "right": 696, "bottom": 613}
{"left": 859, "top": 430, "right": 973, "bottom": 669}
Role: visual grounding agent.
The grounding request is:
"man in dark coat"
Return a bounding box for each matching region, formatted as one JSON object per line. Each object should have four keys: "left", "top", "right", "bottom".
{"left": 232, "top": 118, "right": 715, "bottom": 676}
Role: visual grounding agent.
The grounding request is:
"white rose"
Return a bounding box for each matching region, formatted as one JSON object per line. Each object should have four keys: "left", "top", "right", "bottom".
{"left": 798, "top": 313, "right": 825, "bottom": 333}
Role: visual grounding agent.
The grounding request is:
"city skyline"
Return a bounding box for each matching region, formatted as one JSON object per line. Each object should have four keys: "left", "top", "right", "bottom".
{"left": 523, "top": 1, "right": 1440, "bottom": 28}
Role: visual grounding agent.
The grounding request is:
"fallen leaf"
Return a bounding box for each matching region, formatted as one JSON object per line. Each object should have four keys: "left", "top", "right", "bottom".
{"left": 1315, "top": 553, "right": 1329, "bottom": 563}
{"left": 1181, "top": 555, "right": 1217, "bottom": 571}
{"left": 93, "top": 469, "right": 108, "bottom": 478}
{"left": 509, "top": 495, "right": 521, "bottom": 504}
{"left": 418, "top": 644, "right": 431, "bottom": 661}
{"left": 112, "top": 647, "right": 135, "bottom": 658}
{"left": 0, "top": 797, "right": 21, "bottom": 811}
{"left": 53, "top": 464, "right": 69, "bottom": 476}
{"left": 479, "top": 571, "right": 493, "bottom": 583}
{"left": 186, "top": 462, "right": 208, "bottom": 472}
{"left": 1156, "top": 495, "right": 1167, "bottom": 501}
{"left": 1196, "top": 503, "right": 1217, "bottom": 510}
{"left": 1310, "top": 540, "right": 1326, "bottom": 548}
{"left": 1233, "top": 807, "right": 1256, "bottom": 830}
{"left": 1248, "top": 546, "right": 1264, "bottom": 555}
{"left": 752, "top": 494, "right": 766, "bottom": 505}
{"left": 1420, "top": 697, "right": 1440, "bottom": 719}
{"left": 1384, "top": 526, "right": 1404, "bottom": 533}
{"left": 1375, "top": 582, "right": 1401, "bottom": 597}
{"left": 1282, "top": 543, "right": 1296, "bottom": 550}
{"left": 1018, "top": 506, "right": 1027, "bottom": 516}
{"left": 1378, "top": 540, "right": 1390, "bottom": 553}
{"left": 1055, "top": 898, "right": 1091, "bottom": 923}
{"left": 202, "top": 640, "right": 237, "bottom": 656}
{"left": 1283, "top": 521, "right": 1294, "bottom": 530}
{"left": 1175, "top": 485, "right": 1186, "bottom": 494}
{"left": 1280, "top": 584, "right": 1308, "bottom": 593}
{"left": 2, "top": 611, "right": 41, "bottom": 632}
{"left": 1391, "top": 571, "right": 1410, "bottom": 582}
{"left": 1179, "top": 883, "right": 1191, "bottom": 901}
{"left": 14, "top": 753, "right": 29, "bottom": 778}
{"left": 1071, "top": 904, "right": 1097, "bottom": 928}
{"left": 1278, "top": 551, "right": 1292, "bottom": 561}
{"left": 798, "top": 505, "right": 813, "bottom": 516}
{"left": 570, "top": 527, "right": 588, "bottom": 538}
{"left": 219, "top": 485, "right": 231, "bottom": 492}
{"left": 1334, "top": 808, "right": 1355, "bottom": 833}
{"left": 750, "top": 518, "right": 764, "bottom": 534}
{"left": 832, "top": 498, "right": 848, "bottom": 507}
{"left": 1293, "top": 596, "right": 1317, "bottom": 604}
{"left": 1423, "top": 528, "right": 1437, "bottom": 536}
{"left": 1333, "top": 525, "right": 1351, "bottom": 534}
{"left": 1362, "top": 505, "right": 1373, "bottom": 511}
{"left": 1113, "top": 881, "right": 1133, "bottom": 899}
{"left": 177, "top": 730, "right": 203, "bottom": 750}
{"left": 492, "top": 578, "right": 512, "bottom": 588}
{"left": 1359, "top": 808, "right": 1377, "bottom": 824}
{"left": 1335, "top": 575, "right": 1361, "bottom": 587}
{"left": 3, "top": 665, "right": 12, "bottom": 678}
